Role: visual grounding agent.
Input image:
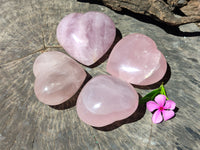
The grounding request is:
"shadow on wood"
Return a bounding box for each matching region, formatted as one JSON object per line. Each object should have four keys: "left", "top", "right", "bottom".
{"left": 118, "top": 8, "right": 200, "bottom": 37}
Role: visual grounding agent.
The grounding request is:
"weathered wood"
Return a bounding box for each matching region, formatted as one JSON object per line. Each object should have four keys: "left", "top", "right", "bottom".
{"left": 0, "top": 0, "right": 200, "bottom": 150}
{"left": 166, "top": 0, "right": 188, "bottom": 8}
{"left": 181, "top": 0, "right": 200, "bottom": 16}
{"left": 88, "top": 0, "right": 200, "bottom": 26}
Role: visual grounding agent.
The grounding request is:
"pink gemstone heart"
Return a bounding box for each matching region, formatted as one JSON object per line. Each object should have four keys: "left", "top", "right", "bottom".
{"left": 76, "top": 75, "right": 139, "bottom": 127}
{"left": 56, "top": 12, "right": 116, "bottom": 66}
{"left": 33, "top": 51, "right": 86, "bottom": 105}
{"left": 107, "top": 33, "right": 167, "bottom": 86}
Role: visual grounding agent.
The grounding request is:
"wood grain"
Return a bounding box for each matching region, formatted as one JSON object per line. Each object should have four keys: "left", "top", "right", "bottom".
{"left": 0, "top": 0, "right": 200, "bottom": 149}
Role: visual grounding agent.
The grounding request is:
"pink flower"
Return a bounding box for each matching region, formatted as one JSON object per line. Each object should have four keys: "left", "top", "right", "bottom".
{"left": 146, "top": 94, "right": 176, "bottom": 124}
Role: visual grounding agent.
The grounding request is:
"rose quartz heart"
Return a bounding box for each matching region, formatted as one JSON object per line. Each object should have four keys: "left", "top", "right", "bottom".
{"left": 33, "top": 51, "right": 86, "bottom": 105}
{"left": 56, "top": 12, "right": 116, "bottom": 66}
{"left": 107, "top": 33, "right": 167, "bottom": 86}
{"left": 76, "top": 75, "right": 139, "bottom": 127}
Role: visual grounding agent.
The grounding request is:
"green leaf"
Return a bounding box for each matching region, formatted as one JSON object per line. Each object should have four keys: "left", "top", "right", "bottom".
{"left": 139, "top": 83, "right": 169, "bottom": 104}
{"left": 139, "top": 87, "right": 161, "bottom": 104}
{"left": 160, "top": 84, "right": 169, "bottom": 100}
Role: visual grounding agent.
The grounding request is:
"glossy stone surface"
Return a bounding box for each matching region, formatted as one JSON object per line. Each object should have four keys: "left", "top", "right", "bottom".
{"left": 56, "top": 12, "right": 116, "bottom": 66}
{"left": 107, "top": 33, "right": 167, "bottom": 86}
{"left": 33, "top": 51, "right": 86, "bottom": 105}
{"left": 76, "top": 75, "right": 139, "bottom": 127}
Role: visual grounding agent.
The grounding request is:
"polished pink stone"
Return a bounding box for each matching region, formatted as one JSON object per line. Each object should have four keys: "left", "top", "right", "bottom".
{"left": 56, "top": 12, "right": 116, "bottom": 66}
{"left": 107, "top": 33, "right": 167, "bottom": 86}
{"left": 33, "top": 51, "right": 86, "bottom": 105}
{"left": 76, "top": 75, "right": 139, "bottom": 127}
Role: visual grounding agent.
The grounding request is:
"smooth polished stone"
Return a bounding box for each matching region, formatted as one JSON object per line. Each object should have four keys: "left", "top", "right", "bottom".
{"left": 33, "top": 51, "right": 86, "bottom": 105}
{"left": 76, "top": 75, "right": 139, "bottom": 127}
{"left": 107, "top": 33, "right": 167, "bottom": 86}
{"left": 56, "top": 11, "right": 116, "bottom": 66}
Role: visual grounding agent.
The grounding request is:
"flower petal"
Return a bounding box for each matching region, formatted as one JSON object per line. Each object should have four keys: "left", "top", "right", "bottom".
{"left": 155, "top": 94, "right": 166, "bottom": 107}
{"left": 162, "top": 110, "right": 175, "bottom": 121}
{"left": 147, "top": 101, "right": 159, "bottom": 112}
{"left": 164, "top": 100, "right": 176, "bottom": 110}
{"left": 152, "top": 110, "right": 163, "bottom": 124}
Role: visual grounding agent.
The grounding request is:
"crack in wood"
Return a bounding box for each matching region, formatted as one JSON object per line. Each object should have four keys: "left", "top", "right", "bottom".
{"left": 0, "top": 45, "right": 62, "bottom": 67}
{"left": 0, "top": 48, "right": 46, "bottom": 67}
{"left": 93, "top": 135, "right": 101, "bottom": 150}
{"left": 31, "top": 137, "right": 35, "bottom": 149}
{"left": 0, "top": 30, "right": 62, "bottom": 67}
{"left": 42, "top": 30, "right": 46, "bottom": 50}
{"left": 46, "top": 45, "right": 62, "bottom": 48}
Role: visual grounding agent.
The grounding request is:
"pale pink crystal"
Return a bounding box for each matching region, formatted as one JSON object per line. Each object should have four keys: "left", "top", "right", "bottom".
{"left": 107, "top": 33, "right": 167, "bottom": 86}
{"left": 33, "top": 51, "right": 86, "bottom": 105}
{"left": 76, "top": 75, "right": 139, "bottom": 127}
{"left": 56, "top": 12, "right": 116, "bottom": 66}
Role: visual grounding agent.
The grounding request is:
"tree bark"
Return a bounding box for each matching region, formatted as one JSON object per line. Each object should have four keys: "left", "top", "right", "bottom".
{"left": 94, "top": 0, "right": 200, "bottom": 26}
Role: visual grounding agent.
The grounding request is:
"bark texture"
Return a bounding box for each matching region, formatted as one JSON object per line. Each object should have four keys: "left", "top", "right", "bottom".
{"left": 93, "top": 0, "right": 200, "bottom": 25}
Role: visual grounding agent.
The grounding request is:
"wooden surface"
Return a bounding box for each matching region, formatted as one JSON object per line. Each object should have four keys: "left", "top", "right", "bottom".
{"left": 0, "top": 0, "right": 200, "bottom": 149}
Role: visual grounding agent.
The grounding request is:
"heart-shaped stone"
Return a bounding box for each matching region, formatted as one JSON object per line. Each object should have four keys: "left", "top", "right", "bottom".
{"left": 56, "top": 12, "right": 116, "bottom": 66}
{"left": 33, "top": 51, "right": 86, "bottom": 105}
{"left": 76, "top": 75, "right": 139, "bottom": 127}
{"left": 107, "top": 33, "right": 167, "bottom": 86}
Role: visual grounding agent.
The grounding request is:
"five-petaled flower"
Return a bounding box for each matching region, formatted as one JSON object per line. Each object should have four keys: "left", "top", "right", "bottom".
{"left": 146, "top": 94, "right": 176, "bottom": 124}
